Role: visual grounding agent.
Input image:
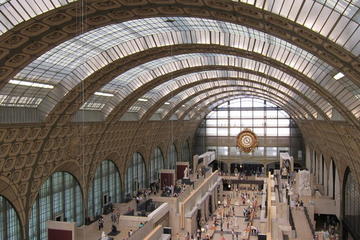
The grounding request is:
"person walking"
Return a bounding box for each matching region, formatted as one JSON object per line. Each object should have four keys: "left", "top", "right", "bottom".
{"left": 98, "top": 216, "right": 104, "bottom": 231}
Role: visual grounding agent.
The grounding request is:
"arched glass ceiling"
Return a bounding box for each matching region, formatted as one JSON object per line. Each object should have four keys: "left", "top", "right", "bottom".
{"left": 1, "top": 1, "right": 360, "bottom": 56}
{"left": 130, "top": 70, "right": 327, "bottom": 120}
{"left": 187, "top": 95, "right": 294, "bottom": 120}
{"left": 172, "top": 87, "right": 310, "bottom": 119}
{"left": 83, "top": 53, "right": 333, "bottom": 116}
{"left": 178, "top": 91, "right": 303, "bottom": 120}
{"left": 158, "top": 84, "right": 316, "bottom": 121}
{"left": 154, "top": 92, "right": 296, "bottom": 120}
{"left": 191, "top": 96, "right": 291, "bottom": 120}
{"left": 3, "top": 17, "right": 358, "bottom": 118}
{"left": 134, "top": 79, "right": 320, "bottom": 121}
{"left": 15, "top": 16, "right": 325, "bottom": 86}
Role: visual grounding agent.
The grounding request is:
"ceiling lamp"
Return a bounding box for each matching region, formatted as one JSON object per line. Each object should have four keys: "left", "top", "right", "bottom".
{"left": 138, "top": 98, "right": 148, "bottom": 102}
{"left": 94, "top": 92, "right": 114, "bottom": 97}
{"left": 333, "top": 72, "right": 344, "bottom": 80}
{"left": 9, "top": 80, "right": 54, "bottom": 89}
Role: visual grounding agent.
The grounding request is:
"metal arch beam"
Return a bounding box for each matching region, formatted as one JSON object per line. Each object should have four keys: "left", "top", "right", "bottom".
{"left": 0, "top": 0, "right": 358, "bottom": 92}
{"left": 140, "top": 76, "right": 328, "bottom": 122}
{"left": 172, "top": 88, "right": 307, "bottom": 120}
{"left": 156, "top": 83, "right": 314, "bottom": 121}
{"left": 176, "top": 90, "right": 302, "bottom": 121}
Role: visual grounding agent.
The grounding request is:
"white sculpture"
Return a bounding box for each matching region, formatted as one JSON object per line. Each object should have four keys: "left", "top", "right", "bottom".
{"left": 101, "top": 231, "right": 107, "bottom": 240}
{"left": 183, "top": 167, "right": 189, "bottom": 179}
{"left": 296, "top": 170, "right": 312, "bottom": 196}
{"left": 280, "top": 153, "right": 294, "bottom": 177}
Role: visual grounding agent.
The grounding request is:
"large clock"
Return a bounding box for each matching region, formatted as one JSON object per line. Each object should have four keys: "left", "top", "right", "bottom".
{"left": 236, "top": 129, "right": 258, "bottom": 153}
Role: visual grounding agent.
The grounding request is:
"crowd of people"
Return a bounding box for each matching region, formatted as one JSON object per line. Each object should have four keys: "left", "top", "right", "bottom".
{"left": 184, "top": 186, "right": 263, "bottom": 240}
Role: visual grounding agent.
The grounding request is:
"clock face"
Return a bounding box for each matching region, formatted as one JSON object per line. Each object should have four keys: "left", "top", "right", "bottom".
{"left": 241, "top": 135, "right": 253, "bottom": 147}
{"left": 236, "top": 129, "right": 258, "bottom": 153}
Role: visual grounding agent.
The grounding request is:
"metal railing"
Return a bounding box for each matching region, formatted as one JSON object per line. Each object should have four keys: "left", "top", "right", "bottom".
{"left": 288, "top": 206, "right": 296, "bottom": 238}
{"left": 304, "top": 206, "right": 315, "bottom": 237}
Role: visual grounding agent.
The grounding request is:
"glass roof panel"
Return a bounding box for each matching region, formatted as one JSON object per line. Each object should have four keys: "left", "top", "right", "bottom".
{"left": 237, "top": 0, "right": 360, "bottom": 54}
{"left": 0, "top": 0, "right": 77, "bottom": 33}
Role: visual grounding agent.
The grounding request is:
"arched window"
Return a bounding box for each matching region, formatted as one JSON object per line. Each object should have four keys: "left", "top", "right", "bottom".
{"left": 182, "top": 140, "right": 190, "bottom": 163}
{"left": 314, "top": 151, "right": 317, "bottom": 176}
{"left": 88, "top": 160, "right": 121, "bottom": 218}
{"left": 29, "top": 172, "right": 83, "bottom": 240}
{"left": 125, "top": 153, "right": 146, "bottom": 196}
{"left": 343, "top": 168, "right": 360, "bottom": 239}
{"left": 150, "top": 147, "right": 164, "bottom": 183}
{"left": 321, "top": 155, "right": 324, "bottom": 185}
{"left": 330, "top": 160, "right": 336, "bottom": 199}
{"left": 0, "top": 195, "right": 22, "bottom": 240}
{"left": 167, "top": 144, "right": 177, "bottom": 169}
{"left": 195, "top": 98, "right": 302, "bottom": 161}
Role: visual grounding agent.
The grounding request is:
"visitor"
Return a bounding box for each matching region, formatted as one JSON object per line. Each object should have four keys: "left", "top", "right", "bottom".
{"left": 111, "top": 212, "right": 116, "bottom": 224}
{"left": 98, "top": 216, "right": 104, "bottom": 231}
{"left": 116, "top": 211, "right": 120, "bottom": 224}
{"left": 196, "top": 228, "right": 201, "bottom": 240}
{"left": 128, "top": 229, "right": 133, "bottom": 237}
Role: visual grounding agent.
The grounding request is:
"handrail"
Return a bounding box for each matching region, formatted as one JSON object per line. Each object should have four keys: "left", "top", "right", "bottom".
{"left": 266, "top": 172, "right": 272, "bottom": 239}
{"left": 246, "top": 199, "right": 259, "bottom": 240}
{"left": 303, "top": 206, "right": 315, "bottom": 237}
{"left": 275, "top": 185, "right": 281, "bottom": 203}
{"left": 288, "top": 206, "right": 296, "bottom": 238}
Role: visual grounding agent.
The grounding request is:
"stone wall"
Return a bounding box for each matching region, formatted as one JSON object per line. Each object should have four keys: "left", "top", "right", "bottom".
{"left": 0, "top": 120, "right": 199, "bottom": 237}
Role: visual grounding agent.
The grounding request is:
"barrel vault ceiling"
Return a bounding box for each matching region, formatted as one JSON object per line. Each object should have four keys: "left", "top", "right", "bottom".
{"left": 0, "top": 0, "right": 359, "bottom": 129}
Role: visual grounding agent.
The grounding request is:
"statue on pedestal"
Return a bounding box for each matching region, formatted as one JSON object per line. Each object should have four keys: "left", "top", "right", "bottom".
{"left": 281, "top": 159, "right": 291, "bottom": 177}
{"left": 296, "top": 170, "right": 312, "bottom": 196}
{"left": 183, "top": 167, "right": 189, "bottom": 179}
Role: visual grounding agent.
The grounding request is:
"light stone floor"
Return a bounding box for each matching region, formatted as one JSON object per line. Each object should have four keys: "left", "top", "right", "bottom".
{"left": 76, "top": 186, "right": 266, "bottom": 240}
{"left": 197, "top": 190, "right": 265, "bottom": 240}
